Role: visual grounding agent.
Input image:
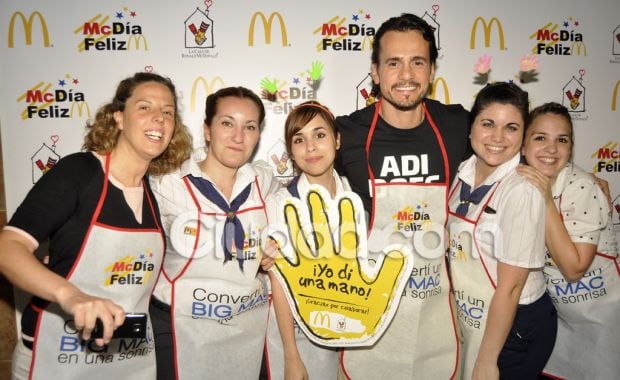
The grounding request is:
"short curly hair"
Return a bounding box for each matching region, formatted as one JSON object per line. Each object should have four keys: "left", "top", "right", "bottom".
{"left": 82, "top": 72, "right": 192, "bottom": 176}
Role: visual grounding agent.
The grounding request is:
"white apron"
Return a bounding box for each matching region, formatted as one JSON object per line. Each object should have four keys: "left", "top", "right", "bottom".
{"left": 340, "top": 100, "right": 459, "bottom": 379}
{"left": 26, "top": 154, "right": 163, "bottom": 380}
{"left": 162, "top": 176, "right": 269, "bottom": 379}
{"left": 542, "top": 195, "right": 620, "bottom": 380}
{"left": 447, "top": 180, "right": 498, "bottom": 380}
{"left": 265, "top": 176, "right": 340, "bottom": 380}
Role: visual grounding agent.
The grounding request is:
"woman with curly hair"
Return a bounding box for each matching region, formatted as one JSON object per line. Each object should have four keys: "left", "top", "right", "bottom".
{"left": 0, "top": 71, "right": 192, "bottom": 380}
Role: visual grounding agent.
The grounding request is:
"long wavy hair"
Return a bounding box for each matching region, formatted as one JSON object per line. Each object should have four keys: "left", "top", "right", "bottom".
{"left": 82, "top": 72, "right": 192, "bottom": 175}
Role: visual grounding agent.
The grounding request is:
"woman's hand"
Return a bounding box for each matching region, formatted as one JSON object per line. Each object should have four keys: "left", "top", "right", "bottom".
{"left": 472, "top": 359, "right": 499, "bottom": 380}
{"left": 260, "top": 238, "right": 278, "bottom": 271}
{"left": 591, "top": 174, "right": 611, "bottom": 204}
{"left": 517, "top": 164, "right": 553, "bottom": 203}
{"left": 57, "top": 286, "right": 125, "bottom": 346}
{"left": 284, "top": 355, "right": 309, "bottom": 380}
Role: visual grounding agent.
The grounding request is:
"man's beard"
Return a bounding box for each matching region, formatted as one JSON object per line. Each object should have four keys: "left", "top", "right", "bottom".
{"left": 380, "top": 82, "right": 428, "bottom": 111}
{"left": 382, "top": 92, "right": 425, "bottom": 112}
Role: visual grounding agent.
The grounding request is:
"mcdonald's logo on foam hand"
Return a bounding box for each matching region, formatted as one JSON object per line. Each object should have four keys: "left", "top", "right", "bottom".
{"left": 613, "top": 80, "right": 620, "bottom": 111}
{"left": 190, "top": 76, "right": 225, "bottom": 112}
{"left": 311, "top": 312, "right": 332, "bottom": 329}
{"left": 429, "top": 77, "right": 451, "bottom": 105}
{"left": 248, "top": 12, "right": 288, "bottom": 46}
{"left": 8, "top": 11, "right": 50, "bottom": 47}
{"left": 470, "top": 17, "right": 505, "bottom": 50}
{"left": 127, "top": 34, "right": 148, "bottom": 50}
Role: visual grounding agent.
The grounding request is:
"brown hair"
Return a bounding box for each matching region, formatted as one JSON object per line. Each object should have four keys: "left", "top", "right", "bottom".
{"left": 284, "top": 100, "right": 336, "bottom": 154}
{"left": 527, "top": 102, "right": 574, "bottom": 146}
{"left": 82, "top": 72, "right": 192, "bottom": 176}
{"left": 204, "top": 86, "right": 265, "bottom": 127}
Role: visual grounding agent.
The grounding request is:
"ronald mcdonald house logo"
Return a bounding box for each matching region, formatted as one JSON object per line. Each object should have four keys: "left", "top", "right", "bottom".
{"left": 182, "top": 1, "right": 217, "bottom": 58}
{"left": 562, "top": 70, "right": 588, "bottom": 120}
{"left": 592, "top": 141, "right": 620, "bottom": 173}
{"left": 313, "top": 9, "right": 376, "bottom": 52}
{"left": 530, "top": 17, "right": 586, "bottom": 56}
{"left": 74, "top": 6, "right": 147, "bottom": 52}
{"left": 16, "top": 75, "right": 90, "bottom": 120}
{"left": 8, "top": 11, "right": 51, "bottom": 47}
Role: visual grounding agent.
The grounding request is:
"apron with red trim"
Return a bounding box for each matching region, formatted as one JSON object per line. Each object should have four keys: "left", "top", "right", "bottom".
{"left": 161, "top": 176, "right": 269, "bottom": 379}
{"left": 340, "top": 100, "right": 459, "bottom": 379}
{"left": 543, "top": 194, "right": 620, "bottom": 380}
{"left": 27, "top": 153, "right": 163, "bottom": 380}
{"left": 447, "top": 180, "right": 499, "bottom": 380}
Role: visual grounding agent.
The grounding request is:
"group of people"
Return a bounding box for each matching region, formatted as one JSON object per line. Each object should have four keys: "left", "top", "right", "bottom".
{"left": 0, "top": 12, "right": 617, "bottom": 380}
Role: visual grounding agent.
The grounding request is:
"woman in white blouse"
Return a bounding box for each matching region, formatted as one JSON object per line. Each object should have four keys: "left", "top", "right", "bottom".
{"left": 447, "top": 82, "right": 556, "bottom": 380}
{"left": 519, "top": 102, "right": 619, "bottom": 380}
{"left": 264, "top": 101, "right": 348, "bottom": 380}
{"left": 148, "top": 87, "right": 281, "bottom": 379}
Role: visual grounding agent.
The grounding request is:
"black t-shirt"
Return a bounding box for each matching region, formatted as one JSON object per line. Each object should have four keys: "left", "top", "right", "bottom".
{"left": 336, "top": 99, "right": 471, "bottom": 212}
{"left": 8, "top": 152, "right": 161, "bottom": 336}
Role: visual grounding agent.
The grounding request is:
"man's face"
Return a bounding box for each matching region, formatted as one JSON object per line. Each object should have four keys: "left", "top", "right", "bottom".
{"left": 371, "top": 30, "right": 435, "bottom": 112}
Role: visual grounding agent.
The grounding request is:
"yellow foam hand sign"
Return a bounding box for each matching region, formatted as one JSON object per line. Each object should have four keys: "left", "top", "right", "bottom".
{"left": 270, "top": 185, "right": 413, "bottom": 347}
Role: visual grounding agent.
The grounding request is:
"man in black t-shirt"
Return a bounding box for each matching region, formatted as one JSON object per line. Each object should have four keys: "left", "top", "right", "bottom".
{"left": 337, "top": 98, "right": 469, "bottom": 212}
{"left": 336, "top": 13, "right": 469, "bottom": 379}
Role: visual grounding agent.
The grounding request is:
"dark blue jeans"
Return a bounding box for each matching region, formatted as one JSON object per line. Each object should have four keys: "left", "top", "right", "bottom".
{"left": 498, "top": 292, "right": 558, "bottom": 380}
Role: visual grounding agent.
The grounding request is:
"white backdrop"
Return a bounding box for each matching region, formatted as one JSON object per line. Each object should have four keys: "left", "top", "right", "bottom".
{"left": 1, "top": 0, "right": 619, "bottom": 243}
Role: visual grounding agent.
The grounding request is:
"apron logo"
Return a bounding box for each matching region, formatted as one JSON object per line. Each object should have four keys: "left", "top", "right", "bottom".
{"left": 192, "top": 284, "right": 268, "bottom": 322}
{"left": 449, "top": 238, "right": 467, "bottom": 261}
{"left": 104, "top": 252, "right": 155, "bottom": 286}
{"left": 454, "top": 291, "right": 485, "bottom": 329}
{"left": 392, "top": 205, "right": 432, "bottom": 232}
{"left": 550, "top": 269, "right": 607, "bottom": 305}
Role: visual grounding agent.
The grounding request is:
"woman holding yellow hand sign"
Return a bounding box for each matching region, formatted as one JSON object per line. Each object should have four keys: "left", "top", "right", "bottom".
{"left": 264, "top": 101, "right": 347, "bottom": 380}
{"left": 447, "top": 82, "right": 557, "bottom": 380}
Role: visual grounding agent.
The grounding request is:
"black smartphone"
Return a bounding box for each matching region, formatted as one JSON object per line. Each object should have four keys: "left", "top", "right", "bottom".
{"left": 92, "top": 313, "right": 147, "bottom": 339}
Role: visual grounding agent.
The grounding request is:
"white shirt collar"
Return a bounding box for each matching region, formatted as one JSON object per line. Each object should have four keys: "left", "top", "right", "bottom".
{"left": 180, "top": 147, "right": 258, "bottom": 199}
{"left": 458, "top": 153, "right": 521, "bottom": 187}
{"left": 295, "top": 169, "right": 348, "bottom": 198}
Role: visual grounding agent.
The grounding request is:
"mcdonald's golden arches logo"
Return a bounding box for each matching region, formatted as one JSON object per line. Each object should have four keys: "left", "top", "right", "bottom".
{"left": 311, "top": 311, "right": 331, "bottom": 328}
{"left": 570, "top": 41, "right": 586, "bottom": 56}
{"left": 428, "top": 77, "right": 451, "bottom": 105}
{"left": 70, "top": 102, "right": 91, "bottom": 118}
{"left": 8, "top": 11, "right": 51, "bottom": 47}
{"left": 470, "top": 17, "right": 505, "bottom": 50}
{"left": 613, "top": 80, "right": 620, "bottom": 111}
{"left": 248, "top": 12, "right": 288, "bottom": 46}
{"left": 190, "top": 76, "right": 225, "bottom": 112}
{"left": 127, "top": 34, "right": 148, "bottom": 50}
